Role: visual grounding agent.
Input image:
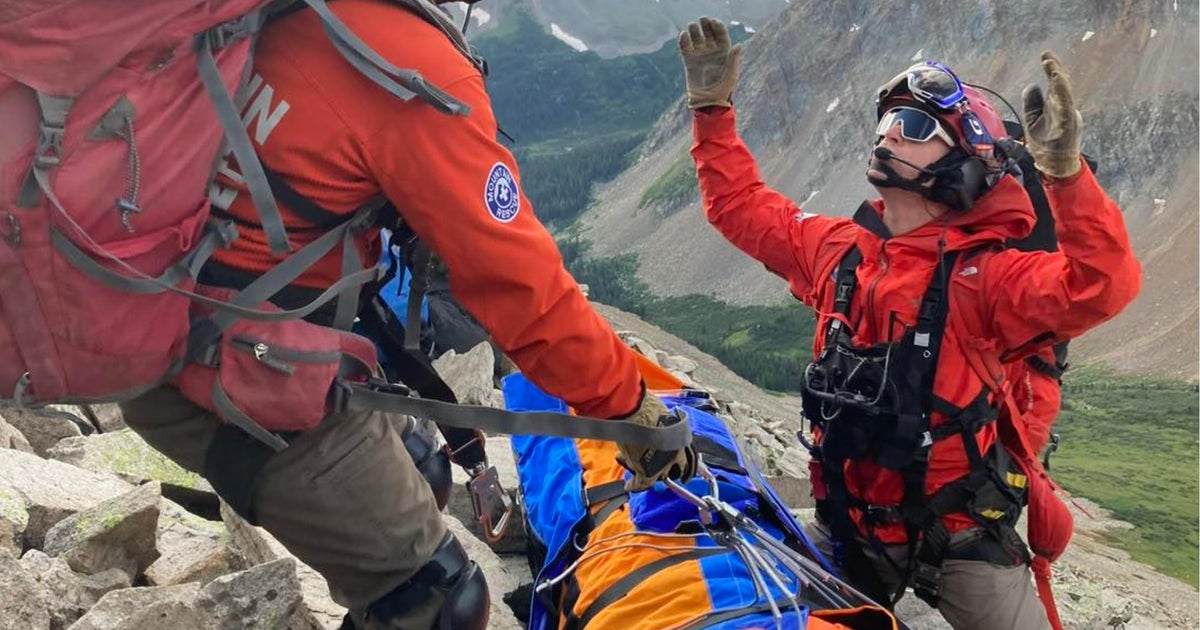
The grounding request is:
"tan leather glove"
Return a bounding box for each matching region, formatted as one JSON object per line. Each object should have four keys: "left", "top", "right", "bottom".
{"left": 616, "top": 392, "right": 698, "bottom": 492}
{"left": 1022, "top": 51, "right": 1083, "bottom": 179}
{"left": 678, "top": 17, "right": 743, "bottom": 110}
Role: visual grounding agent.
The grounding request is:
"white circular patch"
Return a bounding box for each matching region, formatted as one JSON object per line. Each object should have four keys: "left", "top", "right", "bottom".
{"left": 484, "top": 162, "right": 520, "bottom": 223}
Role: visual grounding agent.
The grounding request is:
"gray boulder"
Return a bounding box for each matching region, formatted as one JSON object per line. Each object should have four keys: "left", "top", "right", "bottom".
{"left": 432, "top": 342, "right": 495, "bottom": 406}
{"left": 0, "top": 547, "right": 51, "bottom": 630}
{"left": 0, "top": 414, "right": 33, "bottom": 453}
{"left": 0, "top": 449, "right": 133, "bottom": 549}
{"left": 0, "top": 484, "right": 30, "bottom": 555}
{"left": 144, "top": 501, "right": 236, "bottom": 587}
{"left": 1, "top": 408, "right": 83, "bottom": 457}
{"left": 20, "top": 549, "right": 130, "bottom": 630}
{"left": 47, "top": 430, "right": 209, "bottom": 491}
{"left": 194, "top": 558, "right": 301, "bottom": 630}
{"left": 43, "top": 482, "right": 161, "bottom": 579}
{"left": 220, "top": 502, "right": 346, "bottom": 630}
{"left": 66, "top": 584, "right": 205, "bottom": 630}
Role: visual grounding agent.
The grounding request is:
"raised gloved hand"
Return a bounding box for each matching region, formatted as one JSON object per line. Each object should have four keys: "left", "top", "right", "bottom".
{"left": 1022, "top": 50, "right": 1083, "bottom": 179}
{"left": 616, "top": 392, "right": 697, "bottom": 491}
{"left": 678, "top": 17, "right": 743, "bottom": 110}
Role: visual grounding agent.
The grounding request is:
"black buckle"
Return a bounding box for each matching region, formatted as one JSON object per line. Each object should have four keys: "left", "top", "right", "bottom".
{"left": 864, "top": 504, "right": 901, "bottom": 526}
{"left": 911, "top": 561, "right": 941, "bottom": 600}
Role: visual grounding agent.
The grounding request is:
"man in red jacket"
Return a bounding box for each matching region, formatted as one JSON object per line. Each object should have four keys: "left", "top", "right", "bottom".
{"left": 118, "top": 3, "right": 694, "bottom": 629}
{"left": 679, "top": 17, "right": 1140, "bottom": 630}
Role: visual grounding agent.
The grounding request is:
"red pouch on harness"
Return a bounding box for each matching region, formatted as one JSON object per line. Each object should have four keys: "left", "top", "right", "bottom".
{"left": 1011, "top": 452, "right": 1073, "bottom": 630}
{"left": 1024, "top": 460, "right": 1074, "bottom": 562}
{"left": 174, "top": 287, "right": 379, "bottom": 434}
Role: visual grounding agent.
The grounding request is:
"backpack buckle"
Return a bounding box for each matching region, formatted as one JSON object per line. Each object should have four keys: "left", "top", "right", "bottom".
{"left": 206, "top": 13, "right": 261, "bottom": 50}
{"left": 34, "top": 122, "right": 65, "bottom": 169}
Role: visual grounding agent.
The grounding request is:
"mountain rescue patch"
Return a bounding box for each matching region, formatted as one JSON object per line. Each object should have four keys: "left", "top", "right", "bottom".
{"left": 485, "top": 162, "right": 520, "bottom": 223}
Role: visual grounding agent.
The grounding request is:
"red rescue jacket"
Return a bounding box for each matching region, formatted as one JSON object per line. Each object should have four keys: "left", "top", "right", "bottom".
{"left": 691, "top": 107, "right": 1140, "bottom": 541}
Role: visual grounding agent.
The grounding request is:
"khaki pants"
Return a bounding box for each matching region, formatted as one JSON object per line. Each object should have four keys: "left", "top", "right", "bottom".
{"left": 120, "top": 386, "right": 449, "bottom": 628}
{"left": 804, "top": 520, "right": 1051, "bottom": 630}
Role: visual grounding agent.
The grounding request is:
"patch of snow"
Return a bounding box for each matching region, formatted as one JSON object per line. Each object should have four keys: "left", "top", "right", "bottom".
{"left": 850, "top": 23, "right": 861, "bottom": 32}
{"left": 745, "top": 26, "right": 756, "bottom": 33}
{"left": 731, "top": 20, "right": 742, "bottom": 26}
{"left": 550, "top": 23, "right": 588, "bottom": 52}
{"left": 826, "top": 98, "right": 840, "bottom": 113}
{"left": 470, "top": 7, "right": 491, "bottom": 26}
{"left": 911, "top": 48, "right": 924, "bottom": 61}
{"left": 1151, "top": 27, "right": 1158, "bottom": 38}
{"left": 1082, "top": 31, "right": 1095, "bottom": 42}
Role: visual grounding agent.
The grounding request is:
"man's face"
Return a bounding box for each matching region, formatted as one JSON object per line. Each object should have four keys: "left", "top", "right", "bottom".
{"left": 867, "top": 109, "right": 954, "bottom": 184}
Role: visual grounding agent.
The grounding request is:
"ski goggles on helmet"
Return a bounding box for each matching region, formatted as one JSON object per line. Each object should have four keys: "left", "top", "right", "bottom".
{"left": 875, "top": 106, "right": 955, "bottom": 146}
{"left": 877, "top": 61, "right": 966, "bottom": 111}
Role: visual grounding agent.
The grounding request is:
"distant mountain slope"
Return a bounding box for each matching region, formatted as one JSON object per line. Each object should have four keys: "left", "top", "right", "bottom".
{"left": 576, "top": 0, "right": 1199, "bottom": 378}
{"left": 451, "top": 0, "right": 788, "bottom": 57}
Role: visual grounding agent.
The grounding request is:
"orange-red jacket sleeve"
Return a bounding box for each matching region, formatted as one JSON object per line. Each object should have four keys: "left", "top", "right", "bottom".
{"left": 983, "top": 161, "right": 1142, "bottom": 356}
{"left": 690, "top": 107, "right": 849, "bottom": 306}
{"left": 364, "top": 75, "right": 641, "bottom": 419}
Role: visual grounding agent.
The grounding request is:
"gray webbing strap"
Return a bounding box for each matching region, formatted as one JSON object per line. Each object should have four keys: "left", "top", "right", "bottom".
{"left": 195, "top": 14, "right": 292, "bottom": 257}
{"left": 37, "top": 148, "right": 375, "bottom": 322}
{"left": 204, "top": 208, "right": 380, "bottom": 335}
{"left": 212, "top": 380, "right": 290, "bottom": 451}
{"left": 50, "top": 222, "right": 236, "bottom": 294}
{"left": 342, "top": 383, "right": 694, "bottom": 450}
{"left": 331, "top": 221, "right": 364, "bottom": 331}
{"left": 300, "top": 0, "right": 470, "bottom": 116}
{"left": 403, "top": 242, "right": 432, "bottom": 354}
{"left": 17, "top": 93, "right": 75, "bottom": 208}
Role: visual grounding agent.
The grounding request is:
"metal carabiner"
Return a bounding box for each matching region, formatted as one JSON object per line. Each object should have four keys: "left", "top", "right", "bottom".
{"left": 467, "top": 465, "right": 514, "bottom": 544}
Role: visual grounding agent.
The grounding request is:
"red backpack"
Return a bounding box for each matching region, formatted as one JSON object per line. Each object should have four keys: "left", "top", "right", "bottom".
{"left": 0, "top": 0, "right": 691, "bottom": 461}
{"left": 0, "top": 0, "right": 477, "bottom": 444}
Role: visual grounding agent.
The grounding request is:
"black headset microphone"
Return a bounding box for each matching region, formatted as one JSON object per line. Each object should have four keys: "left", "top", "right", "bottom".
{"left": 872, "top": 146, "right": 939, "bottom": 177}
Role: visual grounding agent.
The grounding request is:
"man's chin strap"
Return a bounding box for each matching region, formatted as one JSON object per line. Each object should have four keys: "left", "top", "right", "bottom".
{"left": 868, "top": 151, "right": 966, "bottom": 200}
{"left": 868, "top": 160, "right": 936, "bottom": 195}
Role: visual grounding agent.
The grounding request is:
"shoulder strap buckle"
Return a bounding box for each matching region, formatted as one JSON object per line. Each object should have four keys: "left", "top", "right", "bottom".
{"left": 206, "top": 12, "right": 264, "bottom": 50}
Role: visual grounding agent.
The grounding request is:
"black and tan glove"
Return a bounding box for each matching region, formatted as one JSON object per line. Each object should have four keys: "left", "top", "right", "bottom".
{"left": 616, "top": 393, "right": 697, "bottom": 492}
{"left": 1022, "top": 51, "right": 1083, "bottom": 179}
{"left": 678, "top": 17, "right": 743, "bottom": 110}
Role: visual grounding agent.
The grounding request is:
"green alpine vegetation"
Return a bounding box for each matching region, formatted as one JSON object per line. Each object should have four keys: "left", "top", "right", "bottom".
{"left": 639, "top": 150, "right": 700, "bottom": 216}
{"left": 559, "top": 239, "right": 815, "bottom": 393}
{"left": 1051, "top": 366, "right": 1200, "bottom": 586}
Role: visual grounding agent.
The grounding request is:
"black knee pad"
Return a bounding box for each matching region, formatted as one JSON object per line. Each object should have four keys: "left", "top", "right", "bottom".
{"left": 401, "top": 417, "right": 452, "bottom": 511}
{"left": 367, "top": 532, "right": 491, "bottom": 630}
{"left": 436, "top": 558, "right": 488, "bottom": 630}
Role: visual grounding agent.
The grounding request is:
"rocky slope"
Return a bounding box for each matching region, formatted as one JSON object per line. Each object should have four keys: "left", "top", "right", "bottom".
{"left": 0, "top": 312, "right": 1194, "bottom": 629}
{"left": 577, "top": 0, "right": 1199, "bottom": 380}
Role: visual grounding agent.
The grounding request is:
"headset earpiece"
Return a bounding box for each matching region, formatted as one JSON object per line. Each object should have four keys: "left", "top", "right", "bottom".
{"left": 929, "top": 156, "right": 987, "bottom": 212}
